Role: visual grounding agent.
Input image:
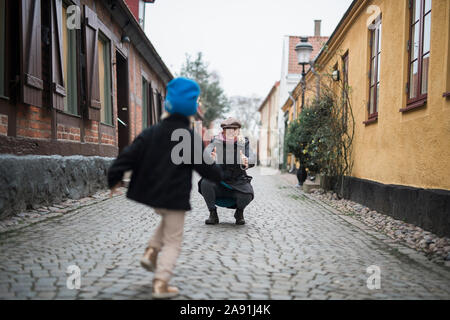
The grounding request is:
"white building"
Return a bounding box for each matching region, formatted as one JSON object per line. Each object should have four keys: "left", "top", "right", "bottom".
{"left": 277, "top": 21, "right": 329, "bottom": 170}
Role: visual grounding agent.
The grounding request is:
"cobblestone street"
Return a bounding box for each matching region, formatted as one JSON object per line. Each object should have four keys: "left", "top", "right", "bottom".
{"left": 0, "top": 167, "right": 449, "bottom": 300}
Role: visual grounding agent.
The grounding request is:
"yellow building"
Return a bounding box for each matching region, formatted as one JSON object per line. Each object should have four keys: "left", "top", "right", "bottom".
{"left": 258, "top": 81, "right": 280, "bottom": 168}
{"left": 282, "top": 0, "right": 450, "bottom": 237}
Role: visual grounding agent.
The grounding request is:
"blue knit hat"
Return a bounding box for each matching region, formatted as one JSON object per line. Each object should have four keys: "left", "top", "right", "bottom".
{"left": 164, "top": 77, "right": 201, "bottom": 116}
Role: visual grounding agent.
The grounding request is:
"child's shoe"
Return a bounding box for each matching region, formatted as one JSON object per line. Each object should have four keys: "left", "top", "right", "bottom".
{"left": 140, "top": 247, "right": 158, "bottom": 272}
{"left": 152, "top": 279, "right": 179, "bottom": 299}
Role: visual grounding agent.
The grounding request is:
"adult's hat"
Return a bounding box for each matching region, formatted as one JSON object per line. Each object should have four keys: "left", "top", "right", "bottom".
{"left": 220, "top": 117, "right": 242, "bottom": 129}
{"left": 164, "top": 77, "right": 201, "bottom": 116}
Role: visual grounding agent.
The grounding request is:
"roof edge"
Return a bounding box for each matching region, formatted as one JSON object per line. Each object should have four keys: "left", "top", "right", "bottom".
{"left": 258, "top": 81, "right": 280, "bottom": 112}
{"left": 103, "top": 0, "right": 174, "bottom": 84}
{"left": 287, "top": 0, "right": 363, "bottom": 103}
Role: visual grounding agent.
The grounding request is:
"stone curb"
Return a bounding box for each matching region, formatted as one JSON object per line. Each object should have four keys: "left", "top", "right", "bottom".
{"left": 0, "top": 188, "right": 125, "bottom": 236}
{"left": 278, "top": 174, "right": 450, "bottom": 280}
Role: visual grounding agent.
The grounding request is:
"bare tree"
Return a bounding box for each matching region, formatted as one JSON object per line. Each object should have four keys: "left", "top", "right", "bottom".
{"left": 226, "top": 95, "right": 262, "bottom": 140}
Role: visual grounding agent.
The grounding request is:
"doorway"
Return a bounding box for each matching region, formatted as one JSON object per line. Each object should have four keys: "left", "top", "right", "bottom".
{"left": 116, "top": 51, "right": 129, "bottom": 154}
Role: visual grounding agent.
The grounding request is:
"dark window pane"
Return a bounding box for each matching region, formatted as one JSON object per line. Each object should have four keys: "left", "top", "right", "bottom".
{"left": 142, "top": 79, "right": 147, "bottom": 128}
{"left": 67, "top": 29, "right": 78, "bottom": 115}
{"left": 104, "top": 40, "right": 112, "bottom": 125}
{"left": 343, "top": 56, "right": 348, "bottom": 84}
{"left": 424, "top": 0, "right": 431, "bottom": 13}
{"left": 63, "top": 4, "right": 78, "bottom": 115}
{"left": 423, "top": 13, "right": 431, "bottom": 54}
{"left": 421, "top": 53, "right": 429, "bottom": 94}
{"left": 410, "top": 61, "right": 419, "bottom": 99}
{"left": 98, "top": 34, "right": 112, "bottom": 125}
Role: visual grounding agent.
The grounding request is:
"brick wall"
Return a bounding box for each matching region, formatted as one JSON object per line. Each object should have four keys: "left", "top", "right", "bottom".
{"left": 0, "top": 115, "right": 7, "bottom": 136}
{"left": 57, "top": 125, "right": 81, "bottom": 142}
{"left": 0, "top": 0, "right": 168, "bottom": 157}
{"left": 84, "top": 121, "right": 99, "bottom": 144}
{"left": 288, "top": 36, "right": 329, "bottom": 74}
{"left": 16, "top": 105, "right": 52, "bottom": 140}
{"left": 100, "top": 133, "right": 115, "bottom": 145}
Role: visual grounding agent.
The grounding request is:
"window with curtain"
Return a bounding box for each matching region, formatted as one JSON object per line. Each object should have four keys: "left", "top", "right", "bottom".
{"left": 142, "top": 77, "right": 148, "bottom": 128}
{"left": 98, "top": 33, "right": 112, "bottom": 125}
{"left": 407, "top": 0, "right": 431, "bottom": 107}
{"left": 62, "top": 1, "right": 78, "bottom": 115}
{"left": 0, "top": 0, "right": 5, "bottom": 97}
{"left": 368, "top": 15, "right": 382, "bottom": 119}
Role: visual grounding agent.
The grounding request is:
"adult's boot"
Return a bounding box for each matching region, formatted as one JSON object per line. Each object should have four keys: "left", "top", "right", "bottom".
{"left": 205, "top": 208, "right": 219, "bottom": 225}
{"left": 234, "top": 209, "right": 245, "bottom": 225}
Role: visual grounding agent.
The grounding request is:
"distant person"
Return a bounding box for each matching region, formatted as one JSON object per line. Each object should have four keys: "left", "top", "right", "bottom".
{"left": 108, "top": 77, "right": 223, "bottom": 299}
{"left": 296, "top": 161, "right": 307, "bottom": 188}
{"left": 198, "top": 118, "right": 255, "bottom": 225}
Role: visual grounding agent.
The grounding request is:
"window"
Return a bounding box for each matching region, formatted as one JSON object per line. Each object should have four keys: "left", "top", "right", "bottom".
{"left": 406, "top": 0, "right": 431, "bottom": 109}
{"left": 0, "top": 0, "right": 5, "bottom": 97}
{"left": 98, "top": 33, "right": 112, "bottom": 125}
{"left": 142, "top": 77, "right": 148, "bottom": 128}
{"left": 141, "top": 78, "right": 154, "bottom": 127}
{"left": 62, "top": 1, "right": 78, "bottom": 115}
{"left": 156, "top": 91, "right": 163, "bottom": 121}
{"left": 368, "top": 16, "right": 381, "bottom": 119}
{"left": 342, "top": 53, "right": 349, "bottom": 96}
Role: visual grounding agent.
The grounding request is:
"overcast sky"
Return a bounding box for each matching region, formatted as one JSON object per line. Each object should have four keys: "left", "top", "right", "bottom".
{"left": 145, "top": 0, "right": 353, "bottom": 98}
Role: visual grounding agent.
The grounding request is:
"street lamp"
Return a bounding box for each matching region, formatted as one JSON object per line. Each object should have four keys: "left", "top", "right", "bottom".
{"left": 294, "top": 37, "right": 314, "bottom": 183}
{"left": 295, "top": 37, "right": 313, "bottom": 110}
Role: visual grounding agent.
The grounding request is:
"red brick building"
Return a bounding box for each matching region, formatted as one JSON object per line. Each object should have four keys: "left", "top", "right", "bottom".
{"left": 0, "top": 0, "right": 172, "bottom": 157}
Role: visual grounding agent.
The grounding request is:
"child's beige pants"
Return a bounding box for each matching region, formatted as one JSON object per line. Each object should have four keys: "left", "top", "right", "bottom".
{"left": 148, "top": 208, "right": 186, "bottom": 282}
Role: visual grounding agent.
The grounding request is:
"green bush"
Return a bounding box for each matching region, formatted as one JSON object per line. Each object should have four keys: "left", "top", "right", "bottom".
{"left": 285, "top": 91, "right": 345, "bottom": 176}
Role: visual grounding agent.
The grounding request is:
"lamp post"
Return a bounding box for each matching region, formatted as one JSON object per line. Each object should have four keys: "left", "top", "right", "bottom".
{"left": 294, "top": 37, "right": 314, "bottom": 186}
{"left": 295, "top": 37, "right": 313, "bottom": 111}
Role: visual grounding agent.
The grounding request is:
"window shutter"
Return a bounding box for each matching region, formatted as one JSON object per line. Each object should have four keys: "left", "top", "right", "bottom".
{"left": 51, "top": 0, "right": 65, "bottom": 110}
{"left": 20, "top": 0, "right": 43, "bottom": 107}
{"left": 83, "top": 5, "right": 101, "bottom": 121}
{"left": 158, "top": 92, "right": 163, "bottom": 120}
{"left": 150, "top": 87, "right": 156, "bottom": 125}
{"left": 148, "top": 83, "right": 154, "bottom": 125}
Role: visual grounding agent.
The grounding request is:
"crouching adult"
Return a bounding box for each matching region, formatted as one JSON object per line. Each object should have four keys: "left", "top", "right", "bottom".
{"left": 198, "top": 118, "right": 255, "bottom": 225}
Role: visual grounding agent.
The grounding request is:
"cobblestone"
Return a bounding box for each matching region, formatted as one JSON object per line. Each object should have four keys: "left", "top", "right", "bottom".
{"left": 0, "top": 168, "right": 450, "bottom": 299}
{"left": 306, "top": 185, "right": 450, "bottom": 265}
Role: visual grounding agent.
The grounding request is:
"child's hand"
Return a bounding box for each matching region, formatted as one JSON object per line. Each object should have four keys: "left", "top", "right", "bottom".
{"left": 110, "top": 182, "right": 123, "bottom": 198}
{"left": 240, "top": 150, "right": 248, "bottom": 169}
{"left": 211, "top": 147, "right": 217, "bottom": 161}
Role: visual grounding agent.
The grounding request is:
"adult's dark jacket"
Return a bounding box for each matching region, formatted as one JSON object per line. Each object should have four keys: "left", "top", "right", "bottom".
{"left": 107, "top": 114, "right": 223, "bottom": 211}
{"left": 198, "top": 135, "right": 256, "bottom": 198}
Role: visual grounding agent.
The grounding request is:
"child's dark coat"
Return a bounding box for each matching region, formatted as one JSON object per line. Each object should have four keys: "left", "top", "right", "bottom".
{"left": 107, "top": 114, "right": 223, "bottom": 211}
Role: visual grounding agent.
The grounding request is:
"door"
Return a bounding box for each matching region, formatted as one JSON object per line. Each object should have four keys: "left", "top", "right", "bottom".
{"left": 116, "top": 51, "right": 129, "bottom": 154}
